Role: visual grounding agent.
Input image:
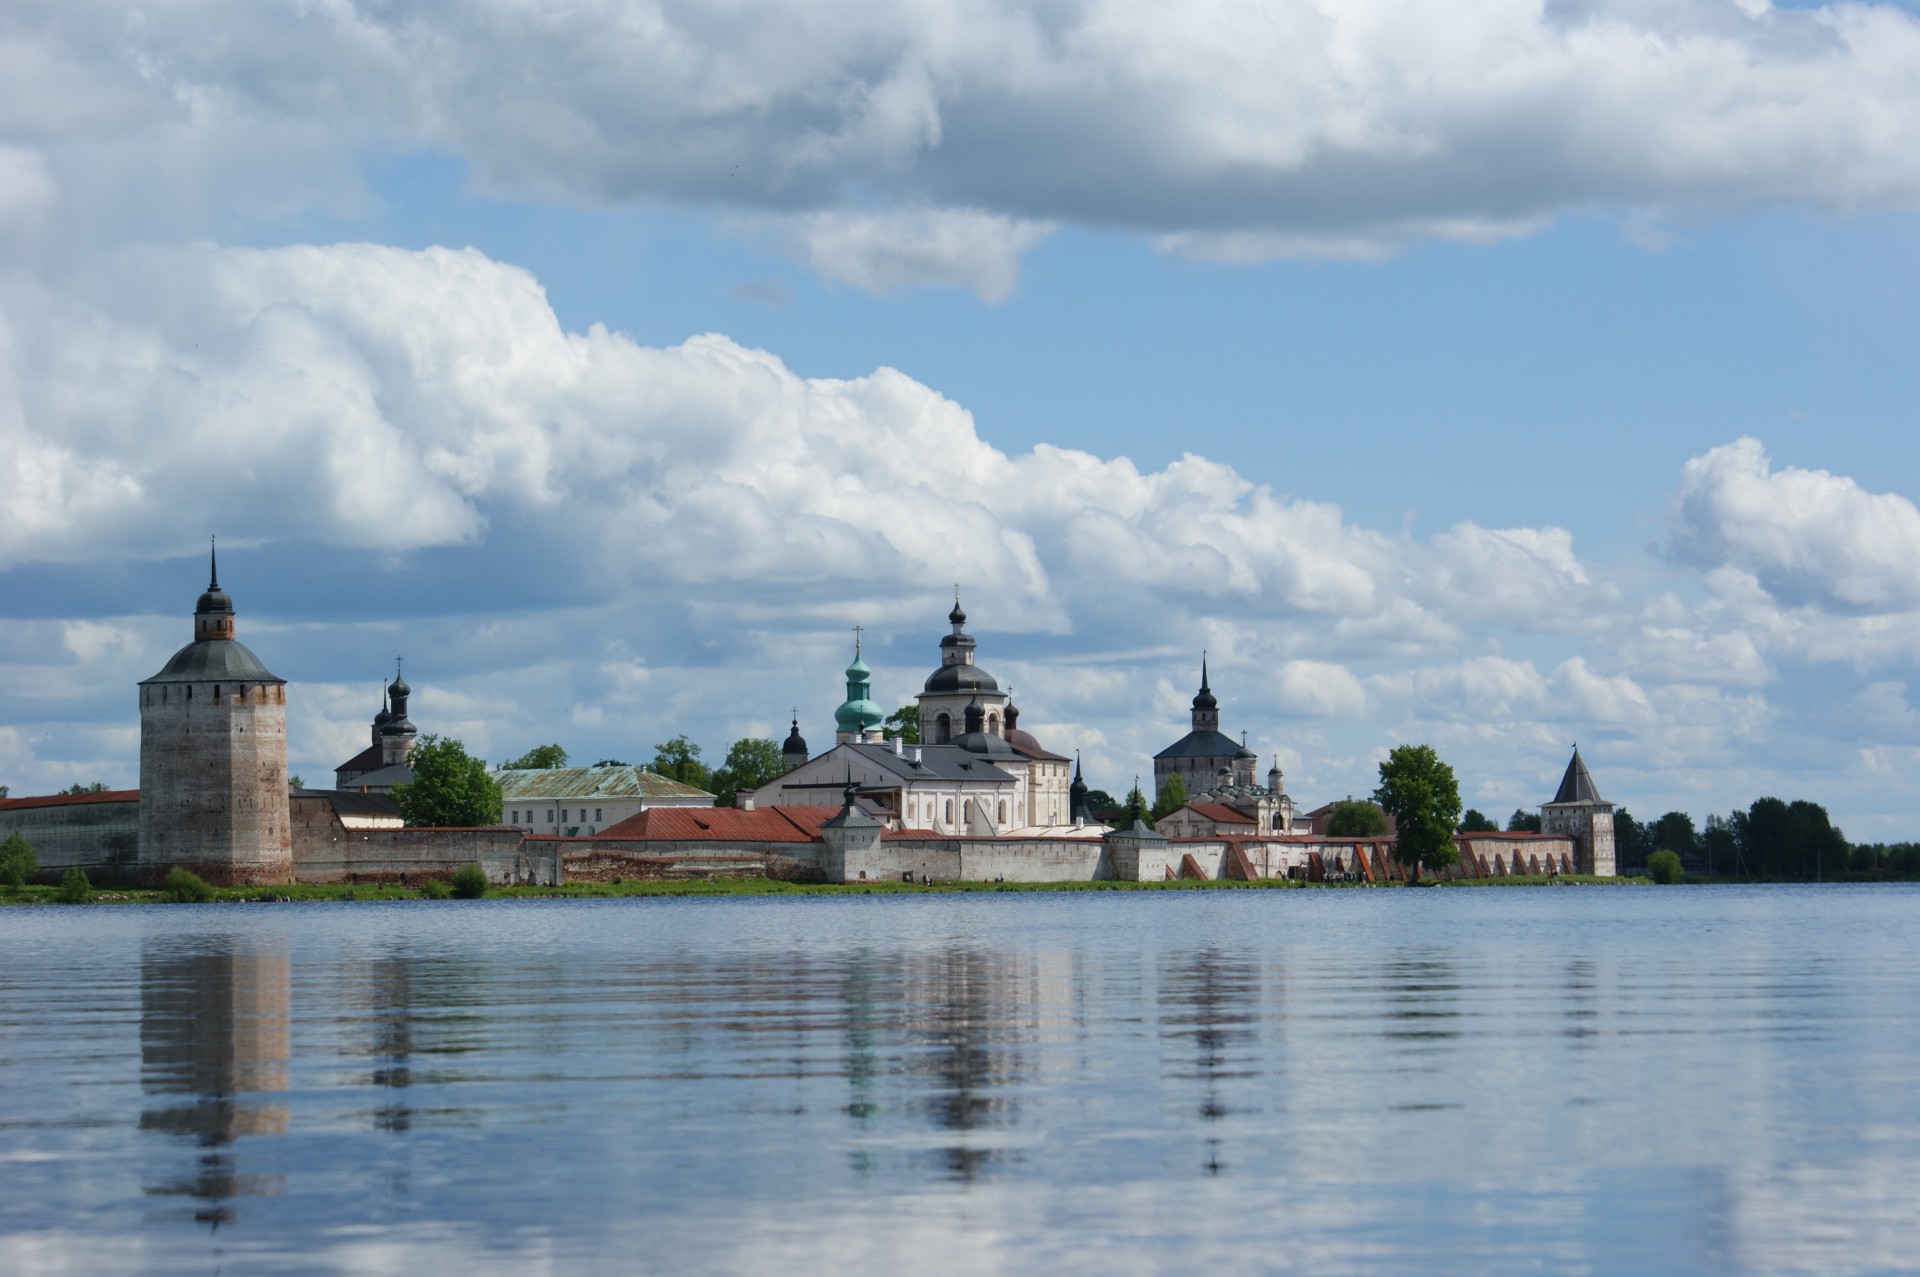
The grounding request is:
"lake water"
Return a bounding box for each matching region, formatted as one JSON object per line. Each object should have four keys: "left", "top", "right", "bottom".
{"left": 2, "top": 885, "right": 1916, "bottom": 1275}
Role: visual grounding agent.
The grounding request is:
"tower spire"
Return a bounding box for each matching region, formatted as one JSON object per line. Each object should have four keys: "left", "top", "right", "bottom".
{"left": 208, "top": 535, "right": 219, "bottom": 590}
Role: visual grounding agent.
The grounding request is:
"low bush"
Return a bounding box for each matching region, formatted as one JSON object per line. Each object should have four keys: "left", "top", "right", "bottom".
{"left": 419, "top": 877, "right": 453, "bottom": 899}
{"left": 57, "top": 867, "right": 92, "bottom": 904}
{"left": 450, "top": 863, "right": 488, "bottom": 899}
{"left": 162, "top": 867, "right": 215, "bottom": 903}
{"left": 1647, "top": 850, "right": 1684, "bottom": 885}
{"left": 0, "top": 832, "right": 37, "bottom": 887}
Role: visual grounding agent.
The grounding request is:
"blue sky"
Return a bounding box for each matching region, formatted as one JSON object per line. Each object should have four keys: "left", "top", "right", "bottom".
{"left": 2, "top": 0, "right": 1918, "bottom": 837}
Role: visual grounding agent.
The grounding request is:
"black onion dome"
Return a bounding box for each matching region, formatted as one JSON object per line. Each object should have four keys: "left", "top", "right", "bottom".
{"left": 949, "top": 599, "right": 966, "bottom": 625}
{"left": 389, "top": 674, "right": 411, "bottom": 699}
{"left": 783, "top": 717, "right": 809, "bottom": 755}
{"left": 1236, "top": 742, "right": 1257, "bottom": 759}
{"left": 922, "top": 663, "right": 1000, "bottom": 695}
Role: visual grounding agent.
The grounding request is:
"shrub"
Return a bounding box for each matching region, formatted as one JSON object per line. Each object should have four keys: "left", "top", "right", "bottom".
{"left": 162, "top": 867, "right": 215, "bottom": 903}
{"left": 450, "top": 863, "right": 488, "bottom": 899}
{"left": 418, "top": 876, "right": 453, "bottom": 899}
{"left": 57, "top": 867, "right": 92, "bottom": 904}
{"left": 0, "top": 832, "right": 37, "bottom": 887}
{"left": 1647, "top": 850, "right": 1684, "bottom": 885}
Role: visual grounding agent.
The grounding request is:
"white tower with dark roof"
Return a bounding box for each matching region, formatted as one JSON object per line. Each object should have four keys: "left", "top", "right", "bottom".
{"left": 1540, "top": 746, "right": 1615, "bottom": 876}
{"left": 137, "top": 544, "right": 293, "bottom": 885}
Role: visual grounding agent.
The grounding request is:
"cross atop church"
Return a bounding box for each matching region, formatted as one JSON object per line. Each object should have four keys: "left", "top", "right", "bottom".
{"left": 852, "top": 624, "right": 863, "bottom": 655}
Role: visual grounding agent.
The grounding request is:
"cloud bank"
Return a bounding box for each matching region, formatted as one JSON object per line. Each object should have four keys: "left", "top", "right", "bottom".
{"left": 7, "top": 1, "right": 1920, "bottom": 288}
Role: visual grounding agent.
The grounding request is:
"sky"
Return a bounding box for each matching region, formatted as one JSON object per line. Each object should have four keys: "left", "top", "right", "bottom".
{"left": 2, "top": 0, "right": 1918, "bottom": 837}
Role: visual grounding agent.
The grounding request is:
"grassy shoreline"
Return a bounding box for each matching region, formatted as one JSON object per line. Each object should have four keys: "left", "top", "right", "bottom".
{"left": 1, "top": 872, "right": 1650, "bottom": 904}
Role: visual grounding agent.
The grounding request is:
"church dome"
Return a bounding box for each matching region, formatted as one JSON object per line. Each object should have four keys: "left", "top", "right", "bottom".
{"left": 783, "top": 716, "right": 809, "bottom": 758}
{"left": 835, "top": 647, "right": 884, "bottom": 735}
{"left": 922, "top": 662, "right": 1000, "bottom": 695}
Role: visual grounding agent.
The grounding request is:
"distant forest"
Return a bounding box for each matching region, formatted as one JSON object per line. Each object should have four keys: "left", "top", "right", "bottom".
{"left": 1608, "top": 798, "right": 1918, "bottom": 881}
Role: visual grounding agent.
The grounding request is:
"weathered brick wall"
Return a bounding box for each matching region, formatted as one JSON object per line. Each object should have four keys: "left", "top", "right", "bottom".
{"left": 138, "top": 681, "right": 292, "bottom": 885}
{"left": 0, "top": 799, "right": 140, "bottom": 879}
{"left": 290, "top": 799, "right": 552, "bottom": 884}
{"left": 560, "top": 840, "right": 821, "bottom": 882}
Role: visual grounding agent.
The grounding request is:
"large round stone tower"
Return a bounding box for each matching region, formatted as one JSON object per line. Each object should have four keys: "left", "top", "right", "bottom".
{"left": 137, "top": 545, "right": 293, "bottom": 885}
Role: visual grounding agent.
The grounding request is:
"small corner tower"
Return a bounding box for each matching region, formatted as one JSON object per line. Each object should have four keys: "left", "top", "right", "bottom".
{"left": 1540, "top": 746, "right": 1615, "bottom": 876}
{"left": 137, "top": 542, "right": 293, "bottom": 885}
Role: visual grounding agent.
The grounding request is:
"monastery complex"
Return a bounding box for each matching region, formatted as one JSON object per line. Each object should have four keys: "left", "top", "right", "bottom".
{"left": 0, "top": 557, "right": 1617, "bottom": 887}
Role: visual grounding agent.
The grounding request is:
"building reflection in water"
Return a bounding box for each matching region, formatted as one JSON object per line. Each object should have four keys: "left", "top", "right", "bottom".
{"left": 1160, "top": 948, "right": 1260, "bottom": 1174}
{"left": 139, "top": 941, "right": 291, "bottom": 1228}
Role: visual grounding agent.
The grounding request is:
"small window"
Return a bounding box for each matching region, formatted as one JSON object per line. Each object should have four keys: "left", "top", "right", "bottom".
{"left": 945, "top": 800, "right": 953, "bottom": 824}
{"left": 595, "top": 808, "right": 602, "bottom": 822}
{"left": 546, "top": 811, "right": 554, "bottom": 824}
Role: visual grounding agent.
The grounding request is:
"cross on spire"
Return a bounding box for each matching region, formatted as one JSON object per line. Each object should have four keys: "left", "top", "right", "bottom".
{"left": 852, "top": 624, "right": 863, "bottom": 655}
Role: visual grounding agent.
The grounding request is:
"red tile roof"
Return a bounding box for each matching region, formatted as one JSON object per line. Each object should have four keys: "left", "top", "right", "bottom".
{"left": 1184, "top": 801, "right": 1256, "bottom": 826}
{"left": 0, "top": 789, "right": 139, "bottom": 812}
{"left": 595, "top": 805, "right": 833, "bottom": 843}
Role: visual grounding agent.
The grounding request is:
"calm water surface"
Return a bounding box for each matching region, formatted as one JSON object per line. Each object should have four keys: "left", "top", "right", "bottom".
{"left": 2, "top": 886, "right": 1916, "bottom": 1275}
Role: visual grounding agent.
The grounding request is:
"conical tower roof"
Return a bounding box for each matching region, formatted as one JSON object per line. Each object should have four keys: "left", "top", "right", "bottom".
{"left": 1550, "top": 747, "right": 1604, "bottom": 805}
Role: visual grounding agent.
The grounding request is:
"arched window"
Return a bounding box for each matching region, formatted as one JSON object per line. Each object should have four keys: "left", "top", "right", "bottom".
{"left": 987, "top": 712, "right": 999, "bottom": 736}
{"left": 935, "top": 713, "right": 952, "bottom": 743}
{"left": 998, "top": 801, "right": 1007, "bottom": 824}
{"left": 944, "top": 800, "right": 953, "bottom": 825}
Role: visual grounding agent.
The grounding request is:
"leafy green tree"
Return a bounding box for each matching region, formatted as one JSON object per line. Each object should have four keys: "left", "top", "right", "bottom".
{"left": 651, "top": 736, "right": 713, "bottom": 791}
{"left": 392, "top": 735, "right": 504, "bottom": 827}
{"left": 592, "top": 758, "right": 629, "bottom": 768}
{"left": 1327, "top": 800, "right": 1389, "bottom": 838}
{"left": 1457, "top": 808, "right": 1499, "bottom": 834}
{"left": 1613, "top": 809, "right": 1652, "bottom": 873}
{"left": 61, "top": 781, "right": 109, "bottom": 795}
{"left": 450, "top": 863, "right": 489, "bottom": 899}
{"left": 503, "top": 743, "right": 569, "bottom": 771}
{"left": 0, "top": 784, "right": 9, "bottom": 799}
{"left": 1374, "top": 744, "right": 1462, "bottom": 880}
{"left": 162, "top": 867, "right": 214, "bottom": 903}
{"left": 288, "top": 774, "right": 305, "bottom": 790}
{"left": 57, "top": 867, "right": 92, "bottom": 904}
{"left": 884, "top": 704, "right": 921, "bottom": 745}
{"left": 1084, "top": 789, "right": 1121, "bottom": 817}
{"left": 1150, "top": 773, "right": 1189, "bottom": 822}
{"left": 1506, "top": 808, "right": 1542, "bottom": 833}
{"left": 1647, "top": 850, "right": 1684, "bottom": 884}
{"left": 0, "top": 832, "right": 37, "bottom": 887}
{"left": 710, "top": 738, "right": 786, "bottom": 807}
{"left": 1122, "top": 784, "right": 1150, "bottom": 828}
{"left": 1652, "top": 811, "right": 1699, "bottom": 861}
{"left": 1704, "top": 812, "right": 1741, "bottom": 875}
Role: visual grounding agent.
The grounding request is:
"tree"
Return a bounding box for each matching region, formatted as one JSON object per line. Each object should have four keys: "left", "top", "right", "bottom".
{"left": 1704, "top": 812, "right": 1741, "bottom": 876}
{"left": 710, "top": 738, "right": 785, "bottom": 807}
{"left": 57, "top": 867, "right": 92, "bottom": 904}
{"left": 1122, "top": 783, "right": 1150, "bottom": 828}
{"left": 1652, "top": 811, "right": 1699, "bottom": 861}
{"left": 392, "top": 734, "right": 504, "bottom": 827}
{"left": 61, "top": 781, "right": 109, "bottom": 795}
{"left": 592, "top": 758, "right": 629, "bottom": 768}
{"left": 651, "top": 736, "right": 713, "bottom": 792}
{"left": 1150, "top": 773, "right": 1188, "bottom": 822}
{"left": 1374, "top": 744, "right": 1462, "bottom": 880}
{"left": 1458, "top": 808, "right": 1499, "bottom": 833}
{"left": 1327, "top": 800, "right": 1389, "bottom": 838}
{"left": 884, "top": 704, "right": 921, "bottom": 745}
{"left": 1506, "top": 808, "right": 1542, "bottom": 833}
{"left": 1613, "top": 809, "right": 1652, "bottom": 873}
{"left": 504, "top": 743, "right": 569, "bottom": 771}
{"left": 0, "top": 832, "right": 36, "bottom": 887}
{"left": 0, "top": 784, "right": 9, "bottom": 799}
{"left": 1084, "top": 789, "right": 1122, "bottom": 817}
{"left": 288, "top": 774, "right": 305, "bottom": 790}
{"left": 1647, "top": 850, "right": 1684, "bottom": 884}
